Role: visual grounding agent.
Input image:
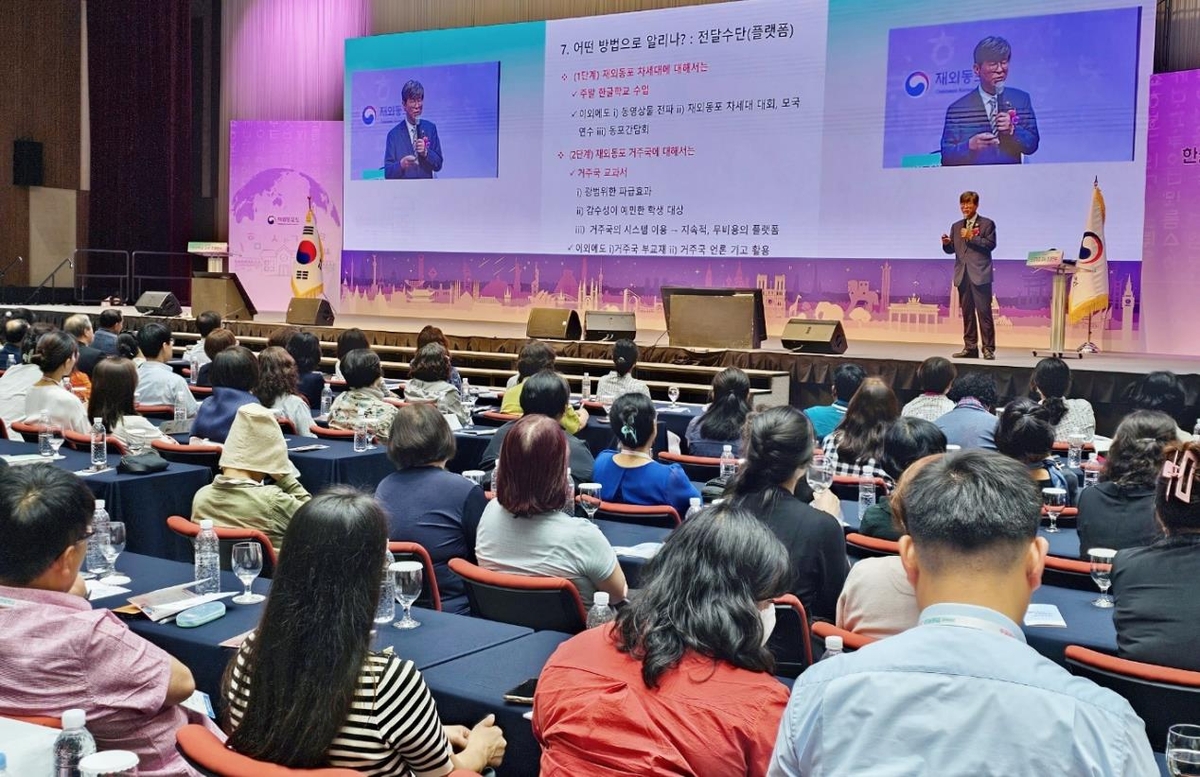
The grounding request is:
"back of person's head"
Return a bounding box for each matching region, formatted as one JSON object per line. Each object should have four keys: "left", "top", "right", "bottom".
{"left": 117, "top": 332, "right": 140, "bottom": 361}
{"left": 340, "top": 348, "right": 382, "bottom": 390}
{"left": 895, "top": 450, "right": 1040, "bottom": 574}
{"left": 63, "top": 313, "right": 93, "bottom": 341}
{"left": 835, "top": 377, "right": 899, "bottom": 465}
{"left": 88, "top": 357, "right": 138, "bottom": 430}
{"left": 496, "top": 414, "right": 569, "bottom": 517}
{"left": 210, "top": 345, "right": 259, "bottom": 392}
{"left": 519, "top": 369, "right": 569, "bottom": 418}
{"left": 4, "top": 316, "right": 28, "bottom": 346}
{"left": 336, "top": 328, "right": 369, "bottom": 361}
{"left": 6, "top": 308, "right": 33, "bottom": 324}
{"left": 30, "top": 330, "right": 77, "bottom": 375}
{"left": 995, "top": 398, "right": 1055, "bottom": 463}
{"left": 1031, "top": 357, "right": 1071, "bottom": 425}
{"left": 98, "top": 308, "right": 123, "bottom": 331}
{"left": 138, "top": 323, "right": 172, "bottom": 361}
{"left": 286, "top": 331, "right": 322, "bottom": 373}
{"left": 698, "top": 367, "right": 752, "bottom": 441}
{"left": 387, "top": 402, "right": 455, "bottom": 470}
{"left": 223, "top": 487, "right": 386, "bottom": 767}
{"left": 203, "top": 328, "right": 237, "bottom": 361}
{"left": 253, "top": 346, "right": 299, "bottom": 406}
{"left": 947, "top": 372, "right": 997, "bottom": 408}
{"left": 21, "top": 322, "right": 55, "bottom": 360}
{"left": 917, "top": 356, "right": 956, "bottom": 394}
{"left": 614, "top": 505, "right": 790, "bottom": 688}
{"left": 879, "top": 417, "right": 948, "bottom": 481}
{"left": 265, "top": 326, "right": 296, "bottom": 349}
{"left": 612, "top": 339, "right": 638, "bottom": 377}
{"left": 1157, "top": 441, "right": 1200, "bottom": 535}
{"left": 416, "top": 325, "right": 448, "bottom": 350}
{"left": 409, "top": 342, "right": 450, "bottom": 383}
{"left": 728, "top": 406, "right": 814, "bottom": 500}
{"left": 196, "top": 310, "right": 222, "bottom": 338}
{"left": 0, "top": 465, "right": 94, "bottom": 586}
{"left": 516, "top": 340, "right": 556, "bottom": 380}
{"left": 1125, "top": 371, "right": 1187, "bottom": 426}
{"left": 1103, "top": 410, "right": 1177, "bottom": 490}
{"left": 832, "top": 363, "right": 867, "bottom": 401}
{"left": 611, "top": 392, "right": 656, "bottom": 449}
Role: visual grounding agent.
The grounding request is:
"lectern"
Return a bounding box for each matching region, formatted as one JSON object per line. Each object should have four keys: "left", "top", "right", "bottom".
{"left": 1028, "top": 250, "right": 1080, "bottom": 360}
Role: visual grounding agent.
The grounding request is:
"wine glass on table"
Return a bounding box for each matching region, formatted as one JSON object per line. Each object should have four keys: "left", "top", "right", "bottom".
{"left": 577, "top": 483, "right": 602, "bottom": 521}
{"left": 1042, "top": 487, "right": 1067, "bottom": 534}
{"left": 1086, "top": 547, "right": 1117, "bottom": 608}
{"left": 1168, "top": 724, "right": 1200, "bottom": 776}
{"left": 99, "top": 522, "right": 130, "bottom": 585}
{"left": 48, "top": 423, "right": 64, "bottom": 458}
{"left": 231, "top": 542, "right": 266, "bottom": 604}
{"left": 807, "top": 453, "right": 833, "bottom": 496}
{"left": 667, "top": 385, "right": 681, "bottom": 408}
{"left": 391, "top": 561, "right": 423, "bottom": 630}
{"left": 463, "top": 470, "right": 486, "bottom": 489}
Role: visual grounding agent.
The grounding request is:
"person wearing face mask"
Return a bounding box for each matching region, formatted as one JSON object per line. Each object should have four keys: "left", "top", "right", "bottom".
{"left": 534, "top": 505, "right": 791, "bottom": 777}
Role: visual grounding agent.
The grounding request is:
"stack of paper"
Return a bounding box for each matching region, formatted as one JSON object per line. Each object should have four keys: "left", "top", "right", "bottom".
{"left": 612, "top": 542, "right": 664, "bottom": 560}
{"left": 1023, "top": 603, "right": 1067, "bottom": 628}
{"left": 128, "top": 582, "right": 235, "bottom": 622}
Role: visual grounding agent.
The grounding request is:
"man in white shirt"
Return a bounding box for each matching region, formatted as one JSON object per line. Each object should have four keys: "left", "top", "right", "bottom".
{"left": 185, "top": 310, "right": 221, "bottom": 369}
{"left": 135, "top": 323, "right": 198, "bottom": 416}
{"left": 0, "top": 322, "right": 52, "bottom": 440}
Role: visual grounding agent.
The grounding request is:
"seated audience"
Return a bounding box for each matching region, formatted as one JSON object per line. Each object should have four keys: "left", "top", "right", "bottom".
{"left": 185, "top": 310, "right": 221, "bottom": 368}
{"left": 996, "top": 398, "right": 1078, "bottom": 505}
{"left": 836, "top": 555, "right": 919, "bottom": 640}
{"left": 117, "top": 331, "right": 143, "bottom": 365}
{"left": 769, "top": 450, "right": 1157, "bottom": 775}
{"left": 0, "top": 465, "right": 217, "bottom": 772}
{"left": 88, "top": 357, "right": 169, "bottom": 448}
{"left": 286, "top": 330, "right": 326, "bottom": 409}
{"left": 1, "top": 314, "right": 28, "bottom": 366}
{"left": 223, "top": 488, "right": 505, "bottom": 773}
{"left": 935, "top": 371, "right": 998, "bottom": 450}
{"left": 501, "top": 340, "right": 588, "bottom": 434}
{"left": 1077, "top": 410, "right": 1173, "bottom": 557}
{"left": 535, "top": 506, "right": 790, "bottom": 776}
{"left": 685, "top": 366, "right": 752, "bottom": 456}
{"left": 593, "top": 393, "right": 699, "bottom": 519}
{"left": 93, "top": 308, "right": 123, "bottom": 355}
{"left": 191, "top": 346, "right": 260, "bottom": 443}
{"left": 195, "top": 327, "right": 237, "bottom": 387}
{"left": 726, "top": 406, "right": 848, "bottom": 621}
{"left": 1112, "top": 440, "right": 1200, "bottom": 671}
{"left": 859, "top": 417, "right": 947, "bottom": 541}
{"left": 594, "top": 338, "right": 650, "bottom": 400}
{"left": 375, "top": 403, "right": 487, "bottom": 616}
{"left": 327, "top": 348, "right": 398, "bottom": 440}
{"left": 823, "top": 377, "right": 899, "bottom": 478}
{"left": 253, "top": 346, "right": 315, "bottom": 437}
{"left": 476, "top": 414, "right": 626, "bottom": 606}
{"left": 1124, "top": 370, "right": 1191, "bottom": 441}
{"left": 265, "top": 326, "right": 297, "bottom": 349}
{"left": 404, "top": 342, "right": 469, "bottom": 424}
{"left": 135, "top": 323, "right": 198, "bottom": 416}
{"left": 1032, "top": 356, "right": 1096, "bottom": 443}
{"left": 804, "top": 362, "right": 866, "bottom": 440}
{"left": 0, "top": 322, "right": 53, "bottom": 439}
{"left": 24, "top": 330, "right": 89, "bottom": 433}
{"left": 480, "top": 370, "right": 595, "bottom": 483}
{"left": 901, "top": 356, "right": 956, "bottom": 422}
{"left": 417, "top": 324, "right": 462, "bottom": 392}
{"left": 333, "top": 327, "right": 369, "bottom": 381}
{"left": 64, "top": 313, "right": 104, "bottom": 377}
{"left": 191, "top": 403, "right": 310, "bottom": 549}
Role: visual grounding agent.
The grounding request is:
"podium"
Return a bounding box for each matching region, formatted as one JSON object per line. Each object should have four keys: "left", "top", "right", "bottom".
{"left": 1028, "top": 250, "right": 1080, "bottom": 359}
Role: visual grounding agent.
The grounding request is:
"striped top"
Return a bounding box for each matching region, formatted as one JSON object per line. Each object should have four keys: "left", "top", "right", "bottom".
{"left": 225, "top": 635, "right": 454, "bottom": 777}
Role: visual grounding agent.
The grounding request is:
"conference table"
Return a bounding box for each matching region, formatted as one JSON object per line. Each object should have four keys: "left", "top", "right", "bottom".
{"left": 597, "top": 518, "right": 671, "bottom": 587}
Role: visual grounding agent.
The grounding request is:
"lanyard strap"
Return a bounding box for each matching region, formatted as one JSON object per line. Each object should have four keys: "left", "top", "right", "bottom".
{"left": 919, "top": 612, "right": 1019, "bottom": 640}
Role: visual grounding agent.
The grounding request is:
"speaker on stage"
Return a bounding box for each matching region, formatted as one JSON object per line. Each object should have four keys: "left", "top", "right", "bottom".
{"left": 526, "top": 308, "right": 582, "bottom": 340}
{"left": 585, "top": 311, "right": 636, "bottom": 341}
{"left": 134, "top": 291, "right": 182, "bottom": 317}
{"left": 191, "top": 272, "right": 257, "bottom": 321}
{"left": 781, "top": 318, "right": 848, "bottom": 354}
{"left": 286, "top": 297, "right": 335, "bottom": 327}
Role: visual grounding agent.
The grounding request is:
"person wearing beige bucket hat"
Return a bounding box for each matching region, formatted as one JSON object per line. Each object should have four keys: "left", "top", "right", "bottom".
{"left": 190, "top": 403, "right": 311, "bottom": 549}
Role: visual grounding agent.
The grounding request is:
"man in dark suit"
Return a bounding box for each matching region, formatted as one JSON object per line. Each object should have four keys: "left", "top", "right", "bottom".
{"left": 383, "top": 79, "right": 443, "bottom": 179}
{"left": 942, "top": 190, "right": 997, "bottom": 360}
{"left": 92, "top": 308, "right": 122, "bottom": 355}
{"left": 64, "top": 313, "right": 105, "bottom": 377}
{"left": 940, "top": 36, "right": 1039, "bottom": 166}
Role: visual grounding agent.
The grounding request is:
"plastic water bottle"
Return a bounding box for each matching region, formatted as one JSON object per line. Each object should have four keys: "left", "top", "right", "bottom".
{"left": 173, "top": 389, "right": 187, "bottom": 423}
{"left": 5, "top": 352, "right": 14, "bottom": 369}
{"left": 685, "top": 497, "right": 702, "bottom": 520}
{"left": 586, "top": 591, "right": 616, "bottom": 628}
{"left": 858, "top": 463, "right": 877, "bottom": 522}
{"left": 581, "top": 372, "right": 592, "bottom": 403}
{"left": 320, "top": 383, "right": 334, "bottom": 417}
{"left": 719, "top": 444, "right": 737, "bottom": 480}
{"left": 86, "top": 499, "right": 112, "bottom": 577}
{"left": 0, "top": 750, "right": 7, "bottom": 777}
{"left": 194, "top": 519, "right": 221, "bottom": 595}
{"left": 375, "top": 548, "right": 396, "bottom": 624}
{"left": 53, "top": 708, "right": 96, "bottom": 777}
{"left": 38, "top": 411, "right": 52, "bottom": 456}
{"left": 1083, "top": 453, "right": 1101, "bottom": 488}
{"left": 188, "top": 352, "right": 198, "bottom": 385}
{"left": 90, "top": 418, "right": 107, "bottom": 471}
{"left": 353, "top": 415, "right": 369, "bottom": 452}
{"left": 820, "top": 635, "right": 844, "bottom": 661}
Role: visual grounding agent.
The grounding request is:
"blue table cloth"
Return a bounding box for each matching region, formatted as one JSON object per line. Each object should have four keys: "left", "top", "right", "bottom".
{"left": 596, "top": 519, "right": 671, "bottom": 588}
{"left": 1026, "top": 583, "right": 1117, "bottom": 665}
{"left": 286, "top": 437, "right": 395, "bottom": 492}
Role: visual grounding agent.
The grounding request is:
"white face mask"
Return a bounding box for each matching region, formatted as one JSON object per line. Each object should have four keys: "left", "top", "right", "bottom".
{"left": 758, "top": 603, "right": 777, "bottom": 646}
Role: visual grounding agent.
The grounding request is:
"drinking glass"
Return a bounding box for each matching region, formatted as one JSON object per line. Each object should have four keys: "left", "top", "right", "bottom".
{"left": 807, "top": 454, "right": 833, "bottom": 496}
{"left": 598, "top": 392, "right": 615, "bottom": 416}
{"left": 1167, "top": 724, "right": 1200, "bottom": 777}
{"left": 667, "top": 385, "right": 681, "bottom": 408}
{"left": 577, "top": 483, "right": 602, "bottom": 520}
{"left": 1042, "top": 487, "right": 1067, "bottom": 533}
{"left": 1067, "top": 433, "right": 1086, "bottom": 469}
{"left": 1087, "top": 547, "right": 1117, "bottom": 608}
{"left": 391, "top": 561, "right": 423, "bottom": 630}
{"left": 100, "top": 522, "right": 130, "bottom": 585}
{"left": 463, "top": 470, "right": 486, "bottom": 489}
{"left": 353, "top": 418, "right": 369, "bottom": 452}
{"left": 231, "top": 542, "right": 266, "bottom": 604}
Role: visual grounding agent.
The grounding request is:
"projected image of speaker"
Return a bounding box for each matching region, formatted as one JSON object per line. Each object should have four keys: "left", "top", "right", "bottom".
{"left": 781, "top": 319, "right": 848, "bottom": 354}
{"left": 286, "top": 297, "right": 335, "bottom": 326}
{"left": 134, "top": 291, "right": 182, "bottom": 317}
{"left": 526, "top": 308, "right": 582, "bottom": 340}
{"left": 585, "top": 311, "right": 636, "bottom": 341}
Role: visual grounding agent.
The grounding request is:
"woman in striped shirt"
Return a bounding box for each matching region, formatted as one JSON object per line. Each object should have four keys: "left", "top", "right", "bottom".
{"left": 222, "top": 488, "right": 506, "bottom": 775}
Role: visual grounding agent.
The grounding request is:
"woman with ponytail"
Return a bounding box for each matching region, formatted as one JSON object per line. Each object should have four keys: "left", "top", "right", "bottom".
{"left": 593, "top": 393, "right": 699, "bottom": 519}
{"left": 1031, "top": 356, "right": 1095, "bottom": 442}
{"left": 24, "top": 330, "right": 90, "bottom": 433}
{"left": 685, "top": 367, "right": 752, "bottom": 457}
{"left": 726, "top": 405, "right": 848, "bottom": 621}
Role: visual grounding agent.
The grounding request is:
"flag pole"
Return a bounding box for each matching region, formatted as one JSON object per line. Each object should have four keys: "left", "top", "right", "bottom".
{"left": 1077, "top": 311, "right": 1101, "bottom": 354}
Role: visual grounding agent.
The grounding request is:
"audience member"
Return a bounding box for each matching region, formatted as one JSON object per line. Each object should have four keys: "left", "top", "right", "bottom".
{"left": 286, "top": 330, "right": 326, "bottom": 409}
{"left": 1112, "top": 440, "right": 1200, "bottom": 671}
{"left": 223, "top": 488, "right": 505, "bottom": 772}
{"left": 685, "top": 366, "right": 752, "bottom": 456}
{"left": 24, "top": 330, "right": 89, "bottom": 433}
{"left": 804, "top": 363, "right": 866, "bottom": 440}
{"left": 768, "top": 450, "right": 1157, "bottom": 775}
{"left": 327, "top": 348, "right": 398, "bottom": 440}
{"left": 996, "top": 398, "right": 1077, "bottom": 504}
{"left": 253, "top": 346, "right": 315, "bottom": 437}
{"left": 1077, "top": 410, "right": 1173, "bottom": 557}
{"left": 594, "top": 338, "right": 650, "bottom": 400}
{"left": 479, "top": 370, "right": 595, "bottom": 484}
{"left": 265, "top": 325, "right": 297, "bottom": 349}
{"left": 93, "top": 308, "right": 123, "bottom": 355}
{"left": 192, "top": 346, "right": 260, "bottom": 443}
{"left": 835, "top": 555, "right": 919, "bottom": 640}
{"left": 404, "top": 342, "right": 469, "bottom": 424}
{"left": 593, "top": 392, "right": 699, "bottom": 519}
{"left": 417, "top": 324, "right": 462, "bottom": 391}
{"left": 823, "top": 377, "right": 899, "bottom": 478}
{"left": 0, "top": 465, "right": 215, "bottom": 773}
{"left": 726, "top": 406, "right": 848, "bottom": 621}
{"left": 901, "top": 356, "right": 956, "bottom": 422}
{"left": 1032, "top": 356, "right": 1095, "bottom": 443}
{"left": 935, "top": 371, "right": 998, "bottom": 450}
{"left": 1124, "top": 370, "right": 1191, "bottom": 441}
{"left": 88, "top": 357, "right": 169, "bottom": 449}
{"left": 195, "top": 327, "right": 237, "bottom": 387}
{"left": 191, "top": 404, "right": 310, "bottom": 549}
{"left": 64, "top": 313, "right": 104, "bottom": 377}
{"left": 375, "top": 403, "right": 487, "bottom": 615}
{"left": 501, "top": 340, "right": 588, "bottom": 434}
{"left": 535, "top": 506, "right": 791, "bottom": 776}
{"left": 135, "top": 323, "right": 198, "bottom": 416}
{"left": 333, "top": 327, "right": 370, "bottom": 381}
{"left": 117, "top": 331, "right": 142, "bottom": 364}
{"left": 1, "top": 314, "right": 28, "bottom": 366}
{"left": 0, "top": 322, "right": 53, "bottom": 439}
{"left": 476, "top": 414, "right": 626, "bottom": 606}
{"left": 859, "top": 417, "right": 947, "bottom": 541}
{"left": 186, "top": 310, "right": 222, "bottom": 368}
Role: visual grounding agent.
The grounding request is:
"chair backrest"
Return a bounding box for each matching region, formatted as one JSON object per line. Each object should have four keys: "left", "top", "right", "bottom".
{"left": 845, "top": 532, "right": 900, "bottom": 560}
{"left": 9, "top": 420, "right": 42, "bottom": 443}
{"left": 166, "top": 516, "right": 278, "bottom": 579}
{"left": 768, "top": 594, "right": 813, "bottom": 678}
{"left": 1041, "top": 555, "right": 1102, "bottom": 591}
{"left": 0, "top": 416, "right": 7, "bottom": 440}
{"left": 310, "top": 424, "right": 356, "bottom": 440}
{"left": 135, "top": 403, "right": 176, "bottom": 420}
{"left": 594, "top": 500, "right": 681, "bottom": 529}
{"left": 1064, "top": 645, "right": 1200, "bottom": 751}
{"left": 276, "top": 417, "right": 297, "bottom": 436}
{"left": 388, "top": 541, "right": 442, "bottom": 612}
{"left": 830, "top": 475, "right": 889, "bottom": 502}
{"left": 63, "top": 429, "right": 127, "bottom": 455}
{"left": 152, "top": 438, "right": 223, "bottom": 475}
{"left": 189, "top": 385, "right": 213, "bottom": 397}
{"left": 475, "top": 410, "right": 520, "bottom": 427}
{"left": 0, "top": 712, "right": 61, "bottom": 729}
{"left": 656, "top": 451, "right": 722, "bottom": 482}
{"left": 811, "top": 620, "right": 879, "bottom": 653}
{"left": 448, "top": 557, "right": 587, "bottom": 633}
{"left": 176, "top": 724, "right": 361, "bottom": 776}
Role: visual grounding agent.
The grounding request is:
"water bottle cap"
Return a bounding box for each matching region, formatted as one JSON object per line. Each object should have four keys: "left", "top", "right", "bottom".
{"left": 62, "top": 708, "right": 87, "bottom": 729}
{"left": 199, "top": 519, "right": 214, "bottom": 530}
{"left": 93, "top": 417, "right": 102, "bottom": 424}
{"left": 95, "top": 500, "right": 105, "bottom": 509}
{"left": 79, "top": 750, "right": 139, "bottom": 773}
{"left": 593, "top": 591, "right": 610, "bottom": 607}
{"left": 722, "top": 444, "right": 732, "bottom": 453}
{"left": 689, "top": 497, "right": 701, "bottom": 506}
{"left": 826, "top": 636, "right": 843, "bottom": 651}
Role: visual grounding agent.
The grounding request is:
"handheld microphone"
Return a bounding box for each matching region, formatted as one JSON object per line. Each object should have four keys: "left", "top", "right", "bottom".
{"left": 995, "top": 82, "right": 1005, "bottom": 110}
{"left": 414, "top": 123, "right": 424, "bottom": 155}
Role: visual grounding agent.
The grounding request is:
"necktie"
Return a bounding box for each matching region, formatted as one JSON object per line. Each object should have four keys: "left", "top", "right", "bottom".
{"left": 988, "top": 98, "right": 997, "bottom": 132}
{"left": 410, "top": 123, "right": 417, "bottom": 149}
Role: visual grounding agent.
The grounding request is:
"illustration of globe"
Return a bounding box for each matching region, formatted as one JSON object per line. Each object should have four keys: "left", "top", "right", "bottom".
{"left": 231, "top": 167, "right": 340, "bottom": 228}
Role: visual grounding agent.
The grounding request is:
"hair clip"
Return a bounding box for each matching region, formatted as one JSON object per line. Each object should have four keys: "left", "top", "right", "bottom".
{"left": 621, "top": 424, "right": 636, "bottom": 441}
{"left": 1161, "top": 448, "right": 1198, "bottom": 504}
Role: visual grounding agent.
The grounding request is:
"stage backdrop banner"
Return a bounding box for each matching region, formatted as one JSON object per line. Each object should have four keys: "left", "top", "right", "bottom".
{"left": 1142, "top": 70, "right": 1200, "bottom": 357}
{"left": 228, "top": 121, "right": 343, "bottom": 312}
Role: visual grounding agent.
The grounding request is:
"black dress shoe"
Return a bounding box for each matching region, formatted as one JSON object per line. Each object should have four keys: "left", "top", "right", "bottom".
{"left": 951, "top": 349, "right": 979, "bottom": 358}
{"left": 983, "top": 351, "right": 996, "bottom": 360}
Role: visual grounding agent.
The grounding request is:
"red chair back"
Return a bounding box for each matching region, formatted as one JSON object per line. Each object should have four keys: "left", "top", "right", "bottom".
{"left": 189, "top": 385, "right": 213, "bottom": 398}
{"left": 0, "top": 417, "right": 7, "bottom": 440}
{"left": 769, "top": 594, "right": 814, "bottom": 677}
{"left": 276, "top": 417, "right": 297, "bottom": 436}
{"left": 167, "top": 516, "right": 278, "bottom": 579}
{"left": 1042, "top": 554, "right": 1104, "bottom": 591}
{"left": 475, "top": 410, "right": 520, "bottom": 427}
{"left": 448, "top": 557, "right": 588, "bottom": 633}
{"left": 311, "top": 424, "right": 356, "bottom": 440}
{"left": 152, "top": 438, "right": 223, "bottom": 475}
{"left": 831, "top": 475, "right": 889, "bottom": 502}
{"left": 811, "top": 620, "right": 879, "bottom": 652}
{"left": 594, "top": 500, "right": 681, "bottom": 529}
{"left": 135, "top": 403, "right": 176, "bottom": 420}
{"left": 656, "top": 451, "right": 722, "bottom": 482}
{"left": 176, "top": 724, "right": 360, "bottom": 776}
{"left": 845, "top": 532, "right": 900, "bottom": 559}
{"left": 0, "top": 713, "right": 61, "bottom": 729}
{"left": 9, "top": 420, "right": 43, "bottom": 443}
{"left": 387, "top": 541, "right": 442, "bottom": 612}
{"left": 63, "top": 429, "right": 127, "bottom": 455}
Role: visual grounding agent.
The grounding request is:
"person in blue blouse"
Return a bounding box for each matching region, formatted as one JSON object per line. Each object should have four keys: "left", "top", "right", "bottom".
{"left": 995, "top": 397, "right": 1078, "bottom": 506}
{"left": 594, "top": 393, "right": 700, "bottom": 520}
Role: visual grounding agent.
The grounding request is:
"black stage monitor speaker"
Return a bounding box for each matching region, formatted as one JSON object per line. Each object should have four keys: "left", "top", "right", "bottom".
{"left": 13, "top": 140, "right": 43, "bottom": 187}
{"left": 781, "top": 318, "right": 848, "bottom": 354}
{"left": 286, "top": 297, "right": 335, "bottom": 326}
{"left": 585, "top": 311, "right": 636, "bottom": 341}
{"left": 526, "top": 307, "right": 582, "bottom": 340}
{"left": 134, "top": 291, "right": 182, "bottom": 317}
